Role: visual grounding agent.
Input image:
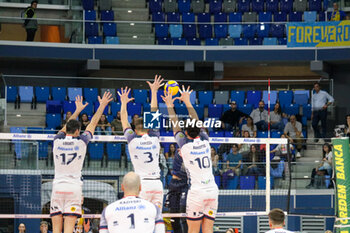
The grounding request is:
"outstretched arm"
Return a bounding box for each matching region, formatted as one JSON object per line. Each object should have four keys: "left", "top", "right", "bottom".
{"left": 118, "top": 87, "right": 135, "bottom": 131}
{"left": 60, "top": 95, "right": 88, "bottom": 133}
{"left": 176, "top": 85, "right": 198, "bottom": 120}
{"left": 147, "top": 74, "right": 164, "bottom": 112}
{"left": 85, "top": 92, "right": 113, "bottom": 135}
{"left": 162, "top": 91, "right": 180, "bottom": 134}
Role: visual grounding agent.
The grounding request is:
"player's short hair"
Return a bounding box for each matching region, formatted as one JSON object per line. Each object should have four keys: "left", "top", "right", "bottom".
{"left": 134, "top": 118, "right": 145, "bottom": 132}
{"left": 184, "top": 120, "right": 201, "bottom": 139}
{"left": 66, "top": 119, "right": 81, "bottom": 134}
{"left": 268, "top": 208, "right": 285, "bottom": 226}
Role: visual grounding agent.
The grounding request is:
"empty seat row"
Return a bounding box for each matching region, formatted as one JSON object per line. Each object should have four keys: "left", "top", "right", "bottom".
{"left": 82, "top": 0, "right": 112, "bottom": 11}
{"left": 85, "top": 22, "right": 117, "bottom": 37}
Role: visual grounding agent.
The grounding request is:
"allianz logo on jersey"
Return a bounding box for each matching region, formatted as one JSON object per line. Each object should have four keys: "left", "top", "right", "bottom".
{"left": 143, "top": 111, "right": 222, "bottom": 129}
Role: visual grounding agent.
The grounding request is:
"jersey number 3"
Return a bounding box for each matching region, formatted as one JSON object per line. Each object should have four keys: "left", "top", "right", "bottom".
{"left": 59, "top": 153, "right": 77, "bottom": 165}
{"left": 144, "top": 152, "right": 153, "bottom": 163}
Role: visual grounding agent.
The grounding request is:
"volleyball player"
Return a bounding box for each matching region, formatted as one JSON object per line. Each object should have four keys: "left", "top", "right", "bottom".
{"left": 99, "top": 172, "right": 165, "bottom": 233}
{"left": 50, "top": 93, "right": 113, "bottom": 233}
{"left": 162, "top": 86, "right": 219, "bottom": 233}
{"left": 118, "top": 75, "right": 164, "bottom": 209}
{"left": 266, "top": 209, "right": 294, "bottom": 233}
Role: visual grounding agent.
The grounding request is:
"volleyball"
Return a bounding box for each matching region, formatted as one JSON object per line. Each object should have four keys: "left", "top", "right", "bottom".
{"left": 164, "top": 80, "right": 180, "bottom": 96}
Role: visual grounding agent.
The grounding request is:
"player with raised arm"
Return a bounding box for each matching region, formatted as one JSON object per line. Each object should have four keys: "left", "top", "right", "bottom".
{"left": 265, "top": 209, "right": 294, "bottom": 233}
{"left": 50, "top": 93, "right": 113, "bottom": 233}
{"left": 99, "top": 172, "right": 165, "bottom": 233}
{"left": 162, "top": 86, "right": 219, "bottom": 233}
{"left": 118, "top": 75, "right": 164, "bottom": 209}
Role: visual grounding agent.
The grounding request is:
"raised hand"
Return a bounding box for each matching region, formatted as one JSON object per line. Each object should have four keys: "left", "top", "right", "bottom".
{"left": 98, "top": 91, "right": 114, "bottom": 107}
{"left": 175, "top": 85, "right": 193, "bottom": 104}
{"left": 117, "top": 87, "right": 135, "bottom": 104}
{"left": 161, "top": 90, "right": 176, "bottom": 107}
{"left": 147, "top": 74, "right": 164, "bottom": 91}
{"left": 75, "top": 95, "right": 89, "bottom": 112}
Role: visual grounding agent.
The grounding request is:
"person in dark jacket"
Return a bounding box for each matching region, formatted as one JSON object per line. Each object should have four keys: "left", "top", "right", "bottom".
{"left": 220, "top": 101, "right": 248, "bottom": 133}
{"left": 23, "top": 1, "right": 38, "bottom": 41}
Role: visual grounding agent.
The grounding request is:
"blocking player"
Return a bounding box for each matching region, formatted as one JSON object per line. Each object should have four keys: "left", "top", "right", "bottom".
{"left": 50, "top": 93, "right": 113, "bottom": 233}
{"left": 266, "top": 209, "right": 294, "bottom": 233}
{"left": 118, "top": 75, "right": 164, "bottom": 209}
{"left": 162, "top": 86, "right": 219, "bottom": 233}
{"left": 99, "top": 172, "right": 165, "bottom": 233}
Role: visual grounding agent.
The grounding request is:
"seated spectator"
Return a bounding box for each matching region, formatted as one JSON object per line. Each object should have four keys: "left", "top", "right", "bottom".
{"left": 96, "top": 114, "right": 112, "bottom": 135}
{"left": 18, "top": 223, "right": 26, "bottom": 233}
{"left": 243, "top": 144, "right": 262, "bottom": 176}
{"left": 165, "top": 143, "right": 176, "bottom": 175}
{"left": 211, "top": 147, "right": 220, "bottom": 176}
{"left": 329, "top": 2, "right": 346, "bottom": 21}
{"left": 241, "top": 116, "right": 257, "bottom": 138}
{"left": 284, "top": 115, "right": 304, "bottom": 158}
{"left": 80, "top": 113, "right": 90, "bottom": 131}
{"left": 159, "top": 147, "right": 168, "bottom": 188}
{"left": 250, "top": 101, "right": 268, "bottom": 131}
{"left": 270, "top": 102, "right": 285, "bottom": 132}
{"left": 239, "top": 131, "right": 251, "bottom": 157}
{"left": 111, "top": 111, "right": 123, "bottom": 135}
{"left": 220, "top": 101, "right": 248, "bottom": 134}
{"left": 131, "top": 114, "right": 139, "bottom": 130}
{"left": 306, "top": 143, "right": 333, "bottom": 189}
{"left": 222, "top": 144, "right": 242, "bottom": 188}
{"left": 61, "top": 111, "right": 72, "bottom": 127}
{"left": 39, "top": 221, "right": 52, "bottom": 233}
{"left": 270, "top": 134, "right": 294, "bottom": 161}
{"left": 271, "top": 156, "right": 285, "bottom": 188}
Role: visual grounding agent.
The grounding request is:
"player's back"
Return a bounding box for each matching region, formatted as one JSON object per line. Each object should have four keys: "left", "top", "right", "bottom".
{"left": 100, "top": 196, "right": 163, "bottom": 233}
{"left": 265, "top": 229, "right": 294, "bottom": 233}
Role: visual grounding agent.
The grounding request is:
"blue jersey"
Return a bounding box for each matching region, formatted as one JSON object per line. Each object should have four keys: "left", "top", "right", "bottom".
{"left": 172, "top": 150, "right": 187, "bottom": 180}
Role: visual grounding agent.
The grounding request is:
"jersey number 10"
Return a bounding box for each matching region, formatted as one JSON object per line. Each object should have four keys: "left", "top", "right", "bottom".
{"left": 194, "top": 156, "right": 210, "bottom": 169}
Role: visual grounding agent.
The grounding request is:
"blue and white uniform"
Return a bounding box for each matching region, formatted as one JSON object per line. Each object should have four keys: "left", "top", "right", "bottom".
{"left": 124, "top": 128, "right": 163, "bottom": 208}
{"left": 50, "top": 131, "right": 92, "bottom": 217}
{"left": 175, "top": 129, "right": 218, "bottom": 221}
{"left": 99, "top": 196, "right": 165, "bottom": 233}
{"left": 265, "top": 229, "right": 294, "bottom": 233}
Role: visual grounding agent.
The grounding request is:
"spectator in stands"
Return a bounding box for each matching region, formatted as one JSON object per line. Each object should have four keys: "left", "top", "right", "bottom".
{"left": 18, "top": 223, "right": 26, "bottom": 233}
{"left": 241, "top": 116, "right": 257, "bottom": 137}
{"left": 165, "top": 143, "right": 176, "bottom": 174}
{"left": 159, "top": 147, "right": 168, "bottom": 187}
{"left": 270, "top": 102, "right": 285, "bottom": 132}
{"left": 130, "top": 114, "right": 139, "bottom": 130}
{"left": 270, "top": 156, "right": 285, "bottom": 188}
{"left": 270, "top": 134, "right": 294, "bottom": 161}
{"left": 250, "top": 101, "right": 268, "bottom": 131}
{"left": 243, "top": 144, "right": 262, "bottom": 176}
{"left": 329, "top": 2, "right": 346, "bottom": 21}
{"left": 39, "top": 221, "right": 52, "bottom": 233}
{"left": 111, "top": 111, "right": 123, "bottom": 135}
{"left": 61, "top": 111, "right": 72, "bottom": 127}
{"left": 222, "top": 144, "right": 242, "bottom": 188}
{"left": 306, "top": 143, "right": 332, "bottom": 189}
{"left": 80, "top": 113, "right": 90, "bottom": 131}
{"left": 345, "top": 114, "right": 350, "bottom": 137}
{"left": 211, "top": 147, "right": 220, "bottom": 176}
{"left": 23, "top": 0, "right": 38, "bottom": 41}
{"left": 284, "top": 115, "right": 304, "bottom": 158}
{"left": 311, "top": 82, "right": 334, "bottom": 141}
{"left": 96, "top": 114, "right": 112, "bottom": 135}
{"left": 220, "top": 101, "right": 248, "bottom": 133}
{"left": 239, "top": 131, "right": 251, "bottom": 157}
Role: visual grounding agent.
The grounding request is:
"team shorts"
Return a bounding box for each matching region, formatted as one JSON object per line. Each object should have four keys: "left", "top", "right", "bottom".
{"left": 50, "top": 182, "right": 82, "bottom": 218}
{"left": 140, "top": 179, "right": 164, "bottom": 209}
{"left": 186, "top": 186, "right": 218, "bottom": 221}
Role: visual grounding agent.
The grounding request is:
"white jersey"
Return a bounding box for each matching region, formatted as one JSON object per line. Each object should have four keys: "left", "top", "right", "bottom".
{"left": 265, "top": 229, "right": 294, "bottom": 233}
{"left": 99, "top": 196, "right": 165, "bottom": 233}
{"left": 53, "top": 131, "right": 92, "bottom": 186}
{"left": 124, "top": 128, "right": 161, "bottom": 179}
{"left": 175, "top": 129, "right": 217, "bottom": 189}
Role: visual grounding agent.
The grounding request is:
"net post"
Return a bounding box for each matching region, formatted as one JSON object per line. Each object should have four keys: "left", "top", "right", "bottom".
{"left": 266, "top": 138, "right": 271, "bottom": 214}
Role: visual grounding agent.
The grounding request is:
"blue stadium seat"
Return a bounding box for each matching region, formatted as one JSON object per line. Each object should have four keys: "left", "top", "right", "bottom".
{"left": 107, "top": 143, "right": 122, "bottom": 160}
{"left": 67, "top": 87, "right": 82, "bottom": 101}
{"left": 173, "top": 37, "right": 187, "bottom": 45}
{"left": 238, "top": 104, "right": 253, "bottom": 115}
{"left": 225, "top": 131, "right": 235, "bottom": 137}
{"left": 263, "top": 37, "right": 277, "bottom": 45}
{"left": 152, "top": 12, "right": 166, "bottom": 22}
{"left": 271, "top": 131, "right": 282, "bottom": 138}
{"left": 234, "top": 38, "right": 248, "bottom": 45}
{"left": 44, "top": 127, "right": 57, "bottom": 134}
{"left": 266, "top": 0, "right": 279, "bottom": 13}
{"left": 304, "top": 11, "right": 317, "bottom": 22}
{"left": 82, "top": 0, "right": 94, "bottom": 10}
{"left": 208, "top": 104, "right": 223, "bottom": 118}
{"left": 143, "top": 103, "right": 151, "bottom": 113}
{"left": 262, "top": 90, "right": 277, "bottom": 104}
{"left": 158, "top": 37, "right": 172, "bottom": 45}
{"left": 227, "top": 176, "right": 239, "bottom": 189}
{"left": 35, "top": 87, "right": 49, "bottom": 103}
{"left": 237, "top": 0, "right": 251, "bottom": 12}
{"left": 128, "top": 103, "right": 142, "bottom": 116}
{"left": 63, "top": 101, "right": 76, "bottom": 113}
{"left": 199, "top": 24, "right": 213, "bottom": 39}
{"left": 214, "top": 12, "right": 227, "bottom": 22}
{"left": 155, "top": 24, "right": 169, "bottom": 38}
{"left": 190, "top": 91, "right": 197, "bottom": 104}
{"left": 174, "top": 103, "right": 188, "bottom": 115}
{"left": 278, "top": 37, "right": 287, "bottom": 45}
{"left": 259, "top": 12, "right": 272, "bottom": 22}
{"left": 242, "top": 24, "right": 256, "bottom": 38}
{"left": 309, "top": 0, "right": 322, "bottom": 11}
{"left": 101, "top": 10, "right": 114, "bottom": 21}
{"left": 240, "top": 176, "right": 255, "bottom": 189}
{"left": 274, "top": 12, "right": 287, "bottom": 22}
{"left": 88, "top": 142, "right": 104, "bottom": 160}
{"left": 215, "top": 91, "right": 229, "bottom": 104}
{"left": 133, "top": 89, "right": 148, "bottom": 104}
{"left": 289, "top": 11, "right": 302, "bottom": 21}
{"left": 149, "top": 0, "right": 163, "bottom": 13}
{"left": 278, "top": 90, "right": 293, "bottom": 106}
{"left": 10, "top": 126, "right": 25, "bottom": 133}
{"left": 111, "top": 102, "right": 121, "bottom": 117}
{"left": 88, "top": 36, "right": 103, "bottom": 44}
{"left": 183, "top": 24, "right": 196, "bottom": 38}
{"left": 18, "top": 86, "right": 33, "bottom": 103}
{"left": 270, "top": 24, "right": 285, "bottom": 38}
{"left": 249, "top": 37, "right": 263, "bottom": 45}
{"left": 229, "top": 12, "right": 243, "bottom": 22}
{"left": 27, "top": 127, "right": 43, "bottom": 134}
{"left": 105, "top": 36, "right": 119, "bottom": 44}
{"left": 228, "top": 25, "right": 242, "bottom": 38}
{"left": 106, "top": 115, "right": 114, "bottom": 123}
{"left": 167, "top": 12, "right": 180, "bottom": 22}
{"left": 169, "top": 24, "right": 183, "bottom": 38}
{"left": 182, "top": 12, "right": 195, "bottom": 22}
{"left": 294, "top": 94, "right": 308, "bottom": 105}
{"left": 283, "top": 103, "right": 299, "bottom": 115}
{"left": 81, "top": 102, "right": 93, "bottom": 115}
{"left": 257, "top": 131, "right": 267, "bottom": 138}
{"left": 209, "top": 131, "right": 224, "bottom": 138}
{"left": 257, "top": 23, "right": 270, "bottom": 37}
{"left": 52, "top": 87, "right": 66, "bottom": 101}
{"left": 318, "top": 12, "right": 325, "bottom": 21}
{"left": 94, "top": 102, "right": 109, "bottom": 115}
{"left": 46, "top": 100, "right": 62, "bottom": 113}
{"left": 85, "top": 23, "right": 98, "bottom": 37}
{"left": 83, "top": 88, "right": 98, "bottom": 103}
{"left": 46, "top": 113, "right": 61, "bottom": 129}
{"left": 230, "top": 91, "right": 245, "bottom": 107}
{"left": 210, "top": 0, "right": 223, "bottom": 13}
{"left": 280, "top": 0, "right": 293, "bottom": 12}
{"left": 294, "top": 90, "right": 310, "bottom": 99}
{"left": 85, "top": 10, "right": 96, "bottom": 21}
{"left": 206, "top": 38, "right": 219, "bottom": 45}
{"left": 187, "top": 38, "right": 201, "bottom": 45}
{"left": 103, "top": 23, "right": 117, "bottom": 36}
{"left": 252, "top": 0, "right": 264, "bottom": 12}
{"left": 198, "top": 91, "right": 213, "bottom": 105}
{"left": 258, "top": 176, "right": 274, "bottom": 189}
{"left": 7, "top": 86, "right": 17, "bottom": 102}
{"left": 247, "top": 90, "right": 262, "bottom": 108}
{"left": 179, "top": 0, "right": 191, "bottom": 13}
{"left": 38, "top": 141, "right": 49, "bottom": 160}
{"left": 214, "top": 24, "right": 228, "bottom": 38}
{"left": 215, "top": 175, "right": 221, "bottom": 187}
{"left": 198, "top": 13, "right": 211, "bottom": 22}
